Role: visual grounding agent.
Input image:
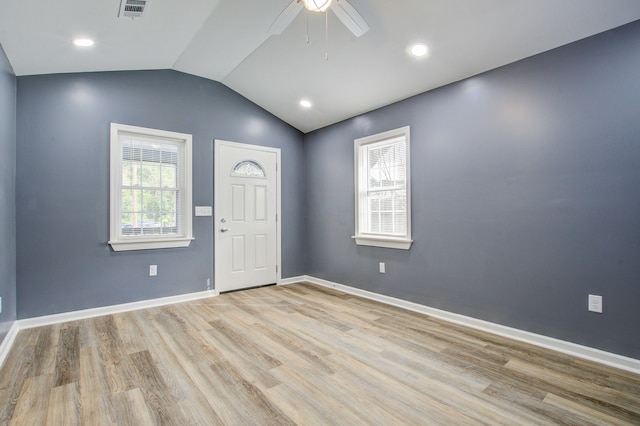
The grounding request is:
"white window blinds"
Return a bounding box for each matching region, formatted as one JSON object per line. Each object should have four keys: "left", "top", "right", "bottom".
{"left": 364, "top": 137, "right": 407, "bottom": 236}
{"left": 120, "top": 135, "right": 181, "bottom": 236}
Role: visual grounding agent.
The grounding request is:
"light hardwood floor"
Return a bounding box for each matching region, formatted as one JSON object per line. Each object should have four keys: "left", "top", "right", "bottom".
{"left": 0, "top": 283, "right": 639, "bottom": 425}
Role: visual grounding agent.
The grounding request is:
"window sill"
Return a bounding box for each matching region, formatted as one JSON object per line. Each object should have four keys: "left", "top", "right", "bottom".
{"left": 352, "top": 235, "right": 413, "bottom": 250}
{"left": 109, "top": 237, "right": 193, "bottom": 252}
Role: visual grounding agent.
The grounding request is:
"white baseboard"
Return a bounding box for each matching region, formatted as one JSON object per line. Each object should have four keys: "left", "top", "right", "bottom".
{"left": 0, "top": 321, "right": 19, "bottom": 370}
{"left": 279, "top": 275, "right": 307, "bottom": 286}
{"left": 303, "top": 275, "right": 640, "bottom": 375}
{"left": 1, "top": 277, "right": 301, "bottom": 363}
{"left": 18, "top": 289, "right": 218, "bottom": 330}
{"left": 3, "top": 277, "right": 638, "bottom": 376}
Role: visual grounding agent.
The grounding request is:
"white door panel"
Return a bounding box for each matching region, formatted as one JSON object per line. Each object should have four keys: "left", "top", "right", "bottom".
{"left": 215, "top": 141, "right": 280, "bottom": 292}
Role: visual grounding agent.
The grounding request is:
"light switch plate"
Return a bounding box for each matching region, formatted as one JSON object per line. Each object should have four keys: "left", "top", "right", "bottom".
{"left": 195, "top": 206, "right": 212, "bottom": 217}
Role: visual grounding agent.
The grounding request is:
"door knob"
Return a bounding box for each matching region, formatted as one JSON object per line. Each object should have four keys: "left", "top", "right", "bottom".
{"left": 220, "top": 228, "right": 230, "bottom": 233}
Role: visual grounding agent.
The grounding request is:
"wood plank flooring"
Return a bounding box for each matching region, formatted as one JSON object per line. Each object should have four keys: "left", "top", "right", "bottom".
{"left": 0, "top": 282, "right": 639, "bottom": 425}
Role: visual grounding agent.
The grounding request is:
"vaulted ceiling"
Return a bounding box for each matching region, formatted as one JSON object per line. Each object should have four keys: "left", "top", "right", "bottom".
{"left": 1, "top": 0, "right": 640, "bottom": 132}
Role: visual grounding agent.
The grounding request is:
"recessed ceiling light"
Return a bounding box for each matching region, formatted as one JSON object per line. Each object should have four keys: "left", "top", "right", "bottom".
{"left": 73, "top": 38, "right": 95, "bottom": 47}
{"left": 300, "top": 99, "right": 312, "bottom": 108}
{"left": 410, "top": 43, "right": 429, "bottom": 57}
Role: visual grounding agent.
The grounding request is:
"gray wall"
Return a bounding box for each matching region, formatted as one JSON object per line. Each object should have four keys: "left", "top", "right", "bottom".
{"left": 305, "top": 21, "right": 640, "bottom": 358}
{"left": 16, "top": 70, "right": 306, "bottom": 318}
{"left": 0, "top": 44, "right": 16, "bottom": 345}
{"left": 10, "top": 21, "right": 640, "bottom": 360}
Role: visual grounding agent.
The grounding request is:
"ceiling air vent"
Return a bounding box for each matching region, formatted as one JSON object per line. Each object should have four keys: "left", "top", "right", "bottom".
{"left": 118, "top": 0, "right": 149, "bottom": 19}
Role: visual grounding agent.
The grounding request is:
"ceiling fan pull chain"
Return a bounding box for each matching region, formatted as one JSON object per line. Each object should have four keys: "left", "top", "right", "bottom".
{"left": 306, "top": 9, "right": 310, "bottom": 43}
{"left": 325, "top": 10, "right": 329, "bottom": 60}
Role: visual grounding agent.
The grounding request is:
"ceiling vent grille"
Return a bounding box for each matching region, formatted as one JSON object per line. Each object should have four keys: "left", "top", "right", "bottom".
{"left": 118, "top": 0, "right": 149, "bottom": 19}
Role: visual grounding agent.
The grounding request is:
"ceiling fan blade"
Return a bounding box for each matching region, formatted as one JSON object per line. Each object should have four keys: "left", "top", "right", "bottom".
{"left": 268, "top": 1, "right": 304, "bottom": 35}
{"left": 330, "top": 0, "right": 370, "bottom": 37}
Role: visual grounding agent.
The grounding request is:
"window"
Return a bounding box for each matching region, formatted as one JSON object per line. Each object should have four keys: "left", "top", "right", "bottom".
{"left": 353, "top": 126, "right": 412, "bottom": 250}
{"left": 231, "top": 160, "right": 266, "bottom": 178}
{"left": 109, "top": 123, "right": 193, "bottom": 251}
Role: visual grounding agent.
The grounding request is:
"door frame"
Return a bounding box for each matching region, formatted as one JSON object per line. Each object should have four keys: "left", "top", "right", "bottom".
{"left": 213, "top": 140, "right": 282, "bottom": 291}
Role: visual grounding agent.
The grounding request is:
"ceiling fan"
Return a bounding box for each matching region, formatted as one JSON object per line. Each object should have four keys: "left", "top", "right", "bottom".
{"left": 268, "top": 0, "right": 370, "bottom": 38}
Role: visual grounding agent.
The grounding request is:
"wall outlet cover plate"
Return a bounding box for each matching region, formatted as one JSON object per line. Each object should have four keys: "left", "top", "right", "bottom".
{"left": 588, "top": 294, "right": 602, "bottom": 313}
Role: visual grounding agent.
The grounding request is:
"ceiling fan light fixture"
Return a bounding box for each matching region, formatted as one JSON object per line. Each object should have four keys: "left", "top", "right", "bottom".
{"left": 302, "top": 0, "right": 332, "bottom": 12}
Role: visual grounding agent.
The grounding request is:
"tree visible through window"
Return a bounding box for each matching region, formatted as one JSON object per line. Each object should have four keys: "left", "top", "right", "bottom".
{"left": 121, "top": 140, "right": 179, "bottom": 235}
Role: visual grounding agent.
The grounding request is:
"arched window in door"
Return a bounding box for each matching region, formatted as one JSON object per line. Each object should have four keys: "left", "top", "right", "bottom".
{"left": 231, "top": 160, "right": 266, "bottom": 178}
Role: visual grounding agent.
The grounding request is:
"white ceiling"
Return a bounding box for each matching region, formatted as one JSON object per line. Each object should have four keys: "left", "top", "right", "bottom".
{"left": 1, "top": 0, "right": 640, "bottom": 132}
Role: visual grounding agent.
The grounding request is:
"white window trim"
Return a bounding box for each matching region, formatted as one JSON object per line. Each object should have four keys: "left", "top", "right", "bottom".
{"left": 353, "top": 126, "right": 413, "bottom": 250}
{"left": 109, "top": 123, "right": 193, "bottom": 251}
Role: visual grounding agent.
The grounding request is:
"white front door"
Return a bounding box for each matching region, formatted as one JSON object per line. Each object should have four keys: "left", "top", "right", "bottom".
{"left": 214, "top": 140, "right": 280, "bottom": 292}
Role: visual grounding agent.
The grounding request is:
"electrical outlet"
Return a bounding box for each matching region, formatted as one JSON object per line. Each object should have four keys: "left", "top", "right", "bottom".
{"left": 379, "top": 262, "right": 386, "bottom": 274}
{"left": 149, "top": 265, "right": 157, "bottom": 276}
{"left": 588, "top": 294, "right": 602, "bottom": 313}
